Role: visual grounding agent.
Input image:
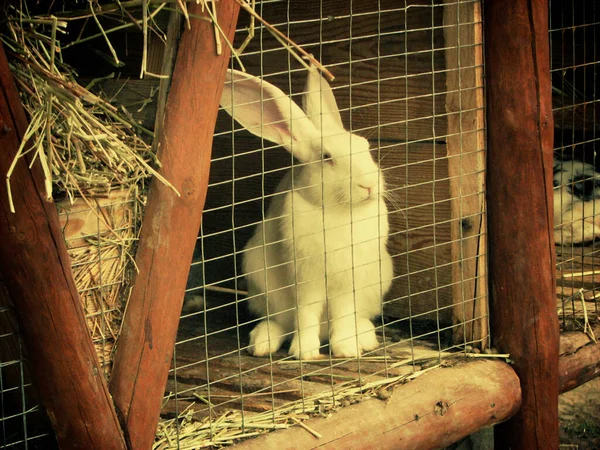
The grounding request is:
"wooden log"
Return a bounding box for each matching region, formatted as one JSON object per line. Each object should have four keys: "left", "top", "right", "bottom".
{"left": 560, "top": 328, "right": 600, "bottom": 356}
{"left": 231, "top": 360, "right": 520, "bottom": 450}
{"left": 0, "top": 44, "right": 126, "bottom": 449}
{"left": 442, "top": 0, "right": 488, "bottom": 348}
{"left": 559, "top": 336, "right": 600, "bottom": 394}
{"left": 484, "top": 1, "right": 559, "bottom": 449}
{"left": 108, "top": 2, "right": 241, "bottom": 449}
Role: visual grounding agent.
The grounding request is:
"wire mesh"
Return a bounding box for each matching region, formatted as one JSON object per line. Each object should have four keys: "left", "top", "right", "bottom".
{"left": 550, "top": 0, "right": 600, "bottom": 331}
{"left": 160, "top": 0, "right": 488, "bottom": 446}
{"left": 57, "top": 189, "right": 141, "bottom": 375}
{"left": 0, "top": 0, "right": 488, "bottom": 447}
{"left": 0, "top": 304, "right": 55, "bottom": 449}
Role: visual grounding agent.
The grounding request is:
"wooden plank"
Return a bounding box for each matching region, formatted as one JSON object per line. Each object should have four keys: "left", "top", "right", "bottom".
{"left": 91, "top": 1, "right": 447, "bottom": 142}
{"left": 231, "top": 360, "right": 520, "bottom": 450}
{"left": 108, "top": 3, "right": 241, "bottom": 449}
{"left": 227, "top": 0, "right": 446, "bottom": 142}
{"left": 383, "top": 142, "right": 453, "bottom": 323}
{"left": 92, "top": 78, "right": 159, "bottom": 130}
{"left": 0, "top": 44, "right": 126, "bottom": 449}
{"left": 443, "top": 0, "right": 488, "bottom": 348}
{"left": 484, "top": 1, "right": 560, "bottom": 449}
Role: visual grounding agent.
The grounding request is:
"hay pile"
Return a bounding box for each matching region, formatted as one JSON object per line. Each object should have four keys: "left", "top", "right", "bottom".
{"left": 2, "top": 4, "right": 175, "bottom": 374}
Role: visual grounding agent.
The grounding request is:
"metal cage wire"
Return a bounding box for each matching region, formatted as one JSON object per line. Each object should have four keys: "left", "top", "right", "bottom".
{"left": 162, "top": 0, "right": 488, "bottom": 446}
{"left": 550, "top": 0, "right": 600, "bottom": 331}
{"left": 0, "top": 0, "right": 491, "bottom": 448}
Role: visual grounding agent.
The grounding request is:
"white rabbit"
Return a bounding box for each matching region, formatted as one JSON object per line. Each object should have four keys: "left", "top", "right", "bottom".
{"left": 220, "top": 68, "right": 393, "bottom": 359}
{"left": 554, "top": 159, "right": 600, "bottom": 245}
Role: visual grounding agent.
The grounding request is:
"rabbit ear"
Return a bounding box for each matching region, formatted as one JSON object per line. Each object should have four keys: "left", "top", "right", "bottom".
{"left": 220, "top": 69, "right": 317, "bottom": 162}
{"left": 302, "top": 66, "right": 345, "bottom": 133}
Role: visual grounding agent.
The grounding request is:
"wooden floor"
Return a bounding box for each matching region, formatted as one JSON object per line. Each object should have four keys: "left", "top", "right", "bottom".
{"left": 161, "top": 296, "right": 451, "bottom": 422}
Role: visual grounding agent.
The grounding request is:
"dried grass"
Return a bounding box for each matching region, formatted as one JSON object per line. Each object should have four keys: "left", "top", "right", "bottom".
{"left": 2, "top": 7, "right": 177, "bottom": 212}
{"left": 1, "top": 3, "right": 173, "bottom": 375}
{"left": 57, "top": 187, "right": 140, "bottom": 374}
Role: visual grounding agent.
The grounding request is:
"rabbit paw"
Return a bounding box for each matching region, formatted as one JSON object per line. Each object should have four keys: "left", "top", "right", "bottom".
{"left": 330, "top": 319, "right": 379, "bottom": 357}
{"left": 331, "top": 337, "right": 361, "bottom": 358}
{"left": 289, "top": 333, "right": 322, "bottom": 360}
{"left": 357, "top": 318, "right": 379, "bottom": 352}
{"left": 248, "top": 320, "right": 285, "bottom": 357}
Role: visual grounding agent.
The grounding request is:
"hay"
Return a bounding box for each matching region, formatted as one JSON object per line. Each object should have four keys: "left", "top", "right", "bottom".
{"left": 57, "top": 188, "right": 139, "bottom": 374}
{"left": 1, "top": 3, "right": 175, "bottom": 375}
{"left": 2, "top": 7, "right": 177, "bottom": 211}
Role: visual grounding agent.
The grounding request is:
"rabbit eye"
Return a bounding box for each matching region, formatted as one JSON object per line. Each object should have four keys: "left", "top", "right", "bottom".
{"left": 322, "top": 152, "right": 333, "bottom": 164}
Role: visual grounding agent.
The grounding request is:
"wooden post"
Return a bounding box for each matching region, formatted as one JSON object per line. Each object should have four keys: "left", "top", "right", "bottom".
{"left": 443, "top": 0, "right": 488, "bottom": 348}
{"left": 485, "top": 1, "right": 559, "bottom": 449}
{"left": 0, "top": 44, "right": 126, "bottom": 449}
{"left": 108, "top": 2, "right": 241, "bottom": 448}
{"left": 231, "top": 360, "right": 521, "bottom": 450}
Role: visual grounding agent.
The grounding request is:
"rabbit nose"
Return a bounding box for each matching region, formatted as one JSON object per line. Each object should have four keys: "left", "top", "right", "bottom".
{"left": 359, "top": 184, "right": 372, "bottom": 196}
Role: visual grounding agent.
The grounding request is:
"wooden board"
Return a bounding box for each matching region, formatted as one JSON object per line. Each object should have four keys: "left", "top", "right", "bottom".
{"left": 228, "top": 0, "right": 446, "bottom": 142}
{"left": 443, "top": 0, "right": 488, "bottom": 347}
{"left": 91, "top": 0, "right": 447, "bottom": 143}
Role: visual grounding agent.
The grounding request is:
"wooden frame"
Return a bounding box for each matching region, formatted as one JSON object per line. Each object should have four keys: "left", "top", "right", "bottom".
{"left": 443, "top": 0, "right": 489, "bottom": 348}
{"left": 4, "top": 0, "right": 593, "bottom": 448}
{"left": 485, "top": 0, "right": 560, "bottom": 448}
{"left": 0, "top": 44, "right": 126, "bottom": 450}
{"left": 108, "top": 2, "right": 241, "bottom": 449}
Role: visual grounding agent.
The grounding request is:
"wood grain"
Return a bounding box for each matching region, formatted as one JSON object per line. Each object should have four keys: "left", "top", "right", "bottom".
{"left": 231, "top": 360, "right": 521, "bottom": 450}
{"left": 559, "top": 330, "right": 600, "bottom": 394}
{"left": 108, "top": 3, "right": 241, "bottom": 449}
{"left": 443, "top": 0, "right": 488, "bottom": 348}
{"left": 0, "top": 44, "right": 126, "bottom": 449}
{"left": 484, "top": 1, "right": 560, "bottom": 449}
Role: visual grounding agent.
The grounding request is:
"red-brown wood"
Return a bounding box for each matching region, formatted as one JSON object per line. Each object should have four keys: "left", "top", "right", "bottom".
{"left": 108, "top": 2, "right": 241, "bottom": 448}
{"left": 0, "top": 44, "right": 126, "bottom": 449}
{"left": 559, "top": 340, "right": 600, "bottom": 394}
{"left": 484, "top": 1, "right": 559, "bottom": 449}
{"left": 231, "top": 360, "right": 521, "bottom": 450}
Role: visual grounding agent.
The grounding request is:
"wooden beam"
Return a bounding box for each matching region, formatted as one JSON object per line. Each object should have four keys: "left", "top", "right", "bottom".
{"left": 442, "top": 0, "right": 488, "bottom": 348}
{"left": 231, "top": 360, "right": 520, "bottom": 450}
{"left": 108, "top": 2, "right": 241, "bottom": 448}
{"left": 559, "top": 333, "right": 600, "bottom": 394}
{"left": 0, "top": 44, "right": 126, "bottom": 449}
{"left": 484, "top": 1, "right": 559, "bottom": 449}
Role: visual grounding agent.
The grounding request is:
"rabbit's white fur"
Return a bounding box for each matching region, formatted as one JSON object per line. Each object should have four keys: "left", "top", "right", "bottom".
{"left": 554, "top": 159, "right": 600, "bottom": 245}
{"left": 221, "top": 68, "right": 393, "bottom": 359}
